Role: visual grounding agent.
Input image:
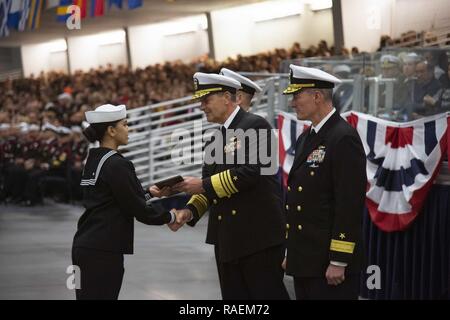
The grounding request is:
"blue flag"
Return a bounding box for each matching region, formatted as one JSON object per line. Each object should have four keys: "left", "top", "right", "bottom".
{"left": 128, "top": 0, "right": 142, "bottom": 10}
{"left": 108, "top": 0, "right": 122, "bottom": 8}
{"left": 0, "top": 0, "right": 11, "bottom": 37}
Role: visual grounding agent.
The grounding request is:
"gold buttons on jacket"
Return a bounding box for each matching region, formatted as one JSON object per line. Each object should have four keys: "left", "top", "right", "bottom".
{"left": 297, "top": 205, "right": 302, "bottom": 212}
{"left": 286, "top": 205, "right": 289, "bottom": 210}
{"left": 288, "top": 186, "right": 291, "bottom": 191}
{"left": 213, "top": 199, "right": 218, "bottom": 204}
{"left": 218, "top": 215, "right": 222, "bottom": 221}
{"left": 298, "top": 224, "right": 303, "bottom": 230}
{"left": 231, "top": 210, "right": 237, "bottom": 216}
{"left": 298, "top": 186, "right": 303, "bottom": 192}
{"left": 310, "top": 171, "right": 315, "bottom": 176}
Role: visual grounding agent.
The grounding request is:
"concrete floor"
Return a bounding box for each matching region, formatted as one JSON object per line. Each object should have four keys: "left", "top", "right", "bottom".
{"left": 0, "top": 202, "right": 295, "bottom": 300}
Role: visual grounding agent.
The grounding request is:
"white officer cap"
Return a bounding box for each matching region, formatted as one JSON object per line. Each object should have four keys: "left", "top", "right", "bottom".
{"left": 85, "top": 104, "right": 127, "bottom": 124}
{"left": 380, "top": 54, "right": 401, "bottom": 68}
{"left": 219, "top": 68, "right": 262, "bottom": 94}
{"left": 283, "top": 64, "right": 342, "bottom": 95}
{"left": 402, "top": 52, "right": 420, "bottom": 64}
{"left": 333, "top": 64, "right": 351, "bottom": 75}
{"left": 192, "top": 72, "right": 241, "bottom": 100}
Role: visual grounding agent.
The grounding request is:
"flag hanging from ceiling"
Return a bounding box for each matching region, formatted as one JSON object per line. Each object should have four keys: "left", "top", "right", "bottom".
{"left": 73, "top": 0, "right": 86, "bottom": 18}
{"left": 90, "top": 0, "right": 104, "bottom": 17}
{"left": 108, "top": 0, "right": 122, "bottom": 9}
{"left": 7, "top": 0, "right": 29, "bottom": 31}
{"left": 278, "top": 110, "right": 450, "bottom": 232}
{"left": 27, "top": 0, "right": 43, "bottom": 29}
{"left": 0, "top": 0, "right": 11, "bottom": 37}
{"left": 56, "top": 0, "right": 72, "bottom": 22}
{"left": 46, "top": 0, "right": 59, "bottom": 9}
{"left": 127, "top": 0, "right": 142, "bottom": 10}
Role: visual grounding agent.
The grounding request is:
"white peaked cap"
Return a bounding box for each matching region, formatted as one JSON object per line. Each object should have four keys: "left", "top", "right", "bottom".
{"left": 220, "top": 68, "right": 262, "bottom": 94}
{"left": 402, "top": 52, "right": 421, "bottom": 63}
{"left": 85, "top": 104, "right": 127, "bottom": 124}
{"left": 283, "top": 64, "right": 342, "bottom": 94}
{"left": 192, "top": 72, "right": 241, "bottom": 100}
{"left": 380, "top": 54, "right": 401, "bottom": 67}
{"left": 333, "top": 64, "right": 351, "bottom": 74}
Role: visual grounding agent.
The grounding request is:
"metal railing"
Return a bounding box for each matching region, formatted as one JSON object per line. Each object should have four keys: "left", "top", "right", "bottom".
{"left": 0, "top": 69, "right": 22, "bottom": 81}
{"left": 121, "top": 76, "right": 289, "bottom": 186}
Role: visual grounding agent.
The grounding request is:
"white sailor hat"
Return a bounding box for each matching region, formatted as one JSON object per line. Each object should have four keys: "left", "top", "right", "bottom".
{"left": 192, "top": 72, "right": 241, "bottom": 100}
{"left": 85, "top": 104, "right": 127, "bottom": 124}
{"left": 219, "top": 68, "right": 262, "bottom": 94}
{"left": 380, "top": 54, "right": 401, "bottom": 68}
{"left": 283, "top": 64, "right": 342, "bottom": 95}
{"left": 402, "top": 52, "right": 420, "bottom": 64}
{"left": 41, "top": 122, "right": 59, "bottom": 133}
{"left": 333, "top": 64, "right": 351, "bottom": 75}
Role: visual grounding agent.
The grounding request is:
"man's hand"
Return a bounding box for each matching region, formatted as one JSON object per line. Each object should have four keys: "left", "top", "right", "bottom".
{"left": 149, "top": 185, "right": 173, "bottom": 198}
{"left": 281, "top": 257, "right": 287, "bottom": 271}
{"left": 167, "top": 208, "right": 193, "bottom": 232}
{"left": 173, "top": 176, "right": 205, "bottom": 195}
{"left": 325, "top": 264, "right": 346, "bottom": 286}
{"left": 423, "top": 95, "right": 436, "bottom": 107}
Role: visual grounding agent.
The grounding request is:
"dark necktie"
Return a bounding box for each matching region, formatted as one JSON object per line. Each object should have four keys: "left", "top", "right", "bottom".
{"left": 305, "top": 129, "right": 316, "bottom": 145}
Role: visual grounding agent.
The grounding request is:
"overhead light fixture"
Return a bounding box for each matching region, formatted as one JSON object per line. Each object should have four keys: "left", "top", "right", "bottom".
{"left": 308, "top": 0, "right": 332, "bottom": 11}
{"left": 163, "top": 15, "right": 207, "bottom": 37}
{"left": 252, "top": 0, "right": 304, "bottom": 23}
{"left": 48, "top": 39, "right": 67, "bottom": 53}
{"left": 98, "top": 30, "right": 126, "bottom": 46}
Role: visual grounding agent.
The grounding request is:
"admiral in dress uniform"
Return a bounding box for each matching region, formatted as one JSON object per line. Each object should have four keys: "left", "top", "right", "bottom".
{"left": 220, "top": 68, "right": 262, "bottom": 112}
{"left": 71, "top": 104, "right": 176, "bottom": 300}
{"left": 172, "top": 73, "right": 289, "bottom": 300}
{"left": 282, "top": 65, "right": 367, "bottom": 300}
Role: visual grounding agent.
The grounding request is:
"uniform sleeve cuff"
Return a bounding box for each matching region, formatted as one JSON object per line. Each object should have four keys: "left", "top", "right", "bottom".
{"left": 168, "top": 210, "right": 176, "bottom": 224}
{"left": 202, "top": 178, "right": 216, "bottom": 198}
{"left": 144, "top": 192, "right": 152, "bottom": 205}
{"left": 330, "top": 261, "right": 348, "bottom": 267}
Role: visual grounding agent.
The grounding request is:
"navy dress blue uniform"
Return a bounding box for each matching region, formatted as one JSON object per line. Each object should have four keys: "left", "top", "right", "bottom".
{"left": 72, "top": 147, "right": 173, "bottom": 300}
{"left": 283, "top": 65, "right": 367, "bottom": 300}
{"left": 185, "top": 105, "right": 288, "bottom": 299}
{"left": 72, "top": 104, "right": 173, "bottom": 300}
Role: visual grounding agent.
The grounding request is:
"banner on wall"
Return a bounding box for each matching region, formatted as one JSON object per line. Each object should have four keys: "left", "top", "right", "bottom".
{"left": 278, "top": 111, "right": 450, "bottom": 232}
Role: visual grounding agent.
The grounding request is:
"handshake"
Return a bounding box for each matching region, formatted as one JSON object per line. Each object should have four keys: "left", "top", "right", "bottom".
{"left": 168, "top": 208, "right": 193, "bottom": 232}
{"left": 148, "top": 178, "right": 203, "bottom": 232}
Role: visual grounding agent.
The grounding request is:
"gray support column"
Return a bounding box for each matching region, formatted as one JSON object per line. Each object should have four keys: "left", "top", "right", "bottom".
{"left": 124, "top": 27, "right": 132, "bottom": 69}
{"left": 206, "top": 12, "right": 216, "bottom": 60}
{"left": 65, "top": 37, "right": 72, "bottom": 75}
{"left": 332, "top": 0, "right": 344, "bottom": 55}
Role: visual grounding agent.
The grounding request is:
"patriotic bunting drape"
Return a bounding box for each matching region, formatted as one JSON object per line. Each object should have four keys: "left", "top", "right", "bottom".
{"left": 278, "top": 111, "right": 450, "bottom": 232}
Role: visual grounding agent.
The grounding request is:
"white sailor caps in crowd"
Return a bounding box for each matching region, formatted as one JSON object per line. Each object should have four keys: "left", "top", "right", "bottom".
{"left": 192, "top": 72, "right": 241, "bottom": 100}
{"left": 333, "top": 64, "right": 351, "bottom": 75}
{"left": 402, "top": 52, "right": 421, "bottom": 64}
{"left": 380, "top": 54, "right": 401, "bottom": 68}
{"left": 283, "top": 64, "right": 342, "bottom": 95}
{"left": 219, "top": 68, "right": 262, "bottom": 95}
{"left": 85, "top": 104, "right": 127, "bottom": 124}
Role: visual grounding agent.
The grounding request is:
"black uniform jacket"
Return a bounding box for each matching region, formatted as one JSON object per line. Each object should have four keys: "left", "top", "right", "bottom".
{"left": 73, "top": 147, "right": 172, "bottom": 254}
{"left": 186, "top": 108, "right": 286, "bottom": 263}
{"left": 285, "top": 111, "right": 367, "bottom": 277}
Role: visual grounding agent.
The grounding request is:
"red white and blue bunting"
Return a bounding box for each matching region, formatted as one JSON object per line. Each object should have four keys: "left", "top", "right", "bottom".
{"left": 278, "top": 111, "right": 450, "bottom": 232}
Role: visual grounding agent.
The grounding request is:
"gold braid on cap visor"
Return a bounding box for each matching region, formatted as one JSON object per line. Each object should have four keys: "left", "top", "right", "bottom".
{"left": 282, "top": 83, "right": 316, "bottom": 94}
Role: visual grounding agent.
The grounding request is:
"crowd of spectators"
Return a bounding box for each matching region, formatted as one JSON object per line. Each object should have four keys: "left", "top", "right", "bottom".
{"left": 0, "top": 40, "right": 342, "bottom": 206}
{"left": 2, "top": 36, "right": 449, "bottom": 206}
